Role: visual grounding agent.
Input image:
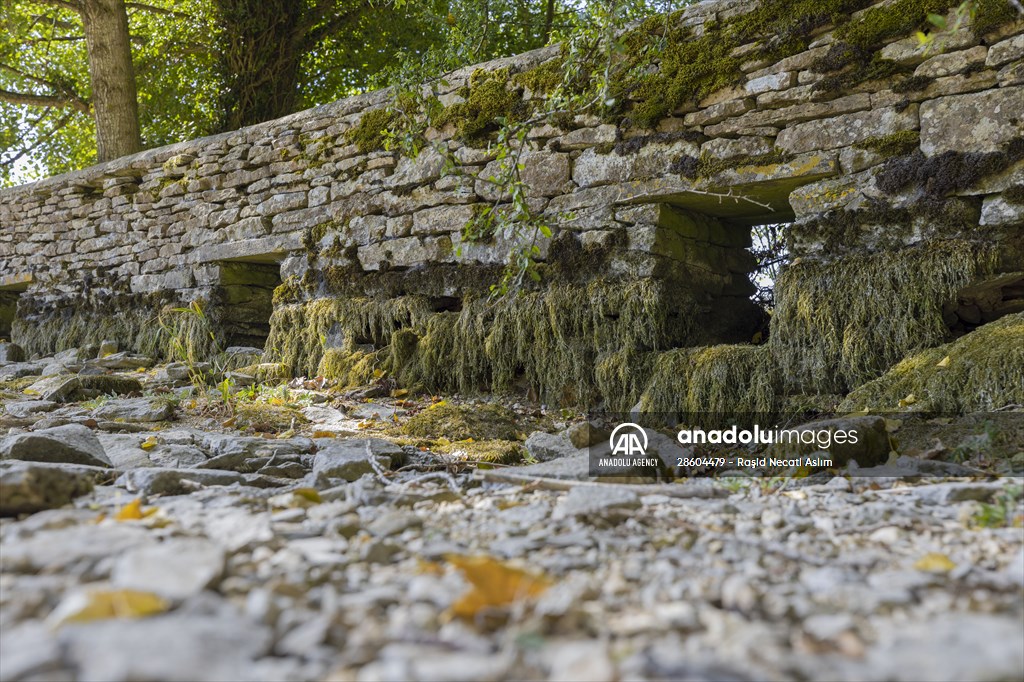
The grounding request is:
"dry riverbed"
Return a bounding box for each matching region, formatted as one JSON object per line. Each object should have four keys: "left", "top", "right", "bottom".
{"left": 1, "top": 344, "right": 1022, "bottom": 682}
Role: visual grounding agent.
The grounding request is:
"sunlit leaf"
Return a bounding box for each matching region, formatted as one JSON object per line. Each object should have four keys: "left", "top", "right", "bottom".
{"left": 447, "top": 554, "right": 551, "bottom": 619}
{"left": 49, "top": 589, "right": 168, "bottom": 627}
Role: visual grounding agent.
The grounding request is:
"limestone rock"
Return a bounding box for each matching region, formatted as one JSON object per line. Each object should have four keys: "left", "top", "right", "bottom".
{"left": 25, "top": 375, "right": 81, "bottom": 402}
{"left": 91, "top": 397, "right": 174, "bottom": 423}
{"left": 3, "top": 400, "right": 58, "bottom": 419}
{"left": 312, "top": 438, "right": 402, "bottom": 481}
{"left": 777, "top": 105, "right": 919, "bottom": 154}
{"left": 59, "top": 613, "right": 272, "bottom": 682}
{"left": 117, "top": 467, "right": 246, "bottom": 495}
{"left": 920, "top": 87, "right": 1024, "bottom": 154}
{"left": 525, "top": 431, "right": 580, "bottom": 461}
{"left": 0, "top": 460, "right": 95, "bottom": 515}
{"left": 112, "top": 538, "right": 225, "bottom": 599}
{"left": 1, "top": 424, "right": 111, "bottom": 467}
{"left": 93, "top": 352, "right": 156, "bottom": 369}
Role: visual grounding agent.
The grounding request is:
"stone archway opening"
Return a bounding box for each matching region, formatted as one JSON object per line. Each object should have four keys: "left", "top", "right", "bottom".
{"left": 216, "top": 261, "right": 283, "bottom": 350}
{"left": 945, "top": 272, "right": 1024, "bottom": 337}
{"left": 0, "top": 274, "right": 32, "bottom": 342}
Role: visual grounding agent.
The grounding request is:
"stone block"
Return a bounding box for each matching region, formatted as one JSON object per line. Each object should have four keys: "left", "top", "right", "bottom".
{"left": 920, "top": 87, "right": 1024, "bottom": 154}
{"left": 777, "top": 105, "right": 919, "bottom": 154}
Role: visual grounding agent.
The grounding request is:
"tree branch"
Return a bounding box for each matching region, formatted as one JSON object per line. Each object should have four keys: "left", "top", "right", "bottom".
{"left": 0, "top": 88, "right": 90, "bottom": 113}
{"left": 29, "top": 0, "right": 82, "bottom": 13}
{"left": 124, "top": 2, "right": 190, "bottom": 18}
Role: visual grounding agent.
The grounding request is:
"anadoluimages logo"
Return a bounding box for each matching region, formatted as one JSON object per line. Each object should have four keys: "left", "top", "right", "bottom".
{"left": 609, "top": 423, "right": 648, "bottom": 456}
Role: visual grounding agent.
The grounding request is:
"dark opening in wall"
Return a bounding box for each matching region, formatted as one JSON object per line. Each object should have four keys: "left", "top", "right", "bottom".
{"left": 0, "top": 291, "right": 18, "bottom": 340}
{"left": 217, "top": 261, "right": 282, "bottom": 350}
{"left": 0, "top": 277, "right": 30, "bottom": 342}
{"left": 945, "top": 273, "right": 1024, "bottom": 337}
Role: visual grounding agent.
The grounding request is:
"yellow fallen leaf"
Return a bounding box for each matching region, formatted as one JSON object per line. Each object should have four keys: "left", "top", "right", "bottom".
{"left": 936, "top": 355, "right": 951, "bottom": 368}
{"left": 312, "top": 430, "right": 337, "bottom": 439}
{"left": 22, "top": 389, "right": 39, "bottom": 396}
{"left": 140, "top": 436, "right": 158, "bottom": 451}
{"left": 391, "top": 388, "right": 409, "bottom": 398}
{"left": 914, "top": 552, "right": 956, "bottom": 573}
{"left": 50, "top": 589, "right": 168, "bottom": 627}
{"left": 447, "top": 555, "right": 551, "bottom": 619}
{"left": 114, "top": 498, "right": 158, "bottom": 521}
{"left": 898, "top": 393, "right": 917, "bottom": 407}
{"left": 372, "top": 368, "right": 385, "bottom": 379}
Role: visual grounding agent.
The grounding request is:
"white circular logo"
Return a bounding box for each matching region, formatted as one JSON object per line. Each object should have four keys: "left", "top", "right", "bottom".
{"left": 609, "top": 422, "right": 648, "bottom": 456}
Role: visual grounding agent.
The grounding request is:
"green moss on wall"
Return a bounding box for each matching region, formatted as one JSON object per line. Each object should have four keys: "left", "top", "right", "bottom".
{"left": 853, "top": 130, "right": 921, "bottom": 157}
{"left": 770, "top": 240, "right": 997, "bottom": 393}
{"left": 839, "top": 312, "right": 1024, "bottom": 412}
{"left": 345, "top": 107, "right": 398, "bottom": 154}
{"left": 264, "top": 279, "right": 698, "bottom": 407}
{"left": 513, "top": 58, "right": 565, "bottom": 94}
{"left": 436, "top": 68, "right": 529, "bottom": 141}
{"left": 636, "top": 344, "right": 779, "bottom": 418}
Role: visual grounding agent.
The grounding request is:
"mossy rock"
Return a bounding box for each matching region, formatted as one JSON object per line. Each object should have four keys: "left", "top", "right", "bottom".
{"left": 437, "top": 438, "right": 526, "bottom": 464}
{"left": 400, "top": 401, "right": 522, "bottom": 441}
{"left": 839, "top": 312, "right": 1024, "bottom": 413}
{"left": 345, "top": 107, "right": 398, "bottom": 154}
{"left": 77, "top": 374, "right": 143, "bottom": 396}
{"left": 232, "top": 363, "right": 292, "bottom": 384}
{"left": 233, "top": 401, "right": 308, "bottom": 434}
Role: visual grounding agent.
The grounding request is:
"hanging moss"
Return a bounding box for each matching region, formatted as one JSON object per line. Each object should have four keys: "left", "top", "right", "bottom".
{"left": 12, "top": 297, "right": 221, "bottom": 361}
{"left": 839, "top": 313, "right": 1024, "bottom": 412}
{"left": 770, "top": 240, "right": 998, "bottom": 393}
{"left": 636, "top": 344, "right": 779, "bottom": 418}
{"left": 318, "top": 348, "right": 379, "bottom": 387}
{"left": 345, "top": 107, "right": 399, "bottom": 154}
{"left": 264, "top": 279, "right": 697, "bottom": 406}
{"left": 265, "top": 296, "right": 432, "bottom": 379}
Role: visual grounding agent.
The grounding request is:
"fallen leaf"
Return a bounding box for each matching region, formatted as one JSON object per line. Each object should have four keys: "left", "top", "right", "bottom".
{"left": 49, "top": 589, "right": 168, "bottom": 627}
{"left": 447, "top": 555, "right": 551, "bottom": 619}
{"left": 140, "top": 436, "right": 158, "bottom": 451}
{"left": 898, "top": 393, "right": 917, "bottom": 407}
{"left": 114, "top": 498, "right": 157, "bottom": 521}
{"left": 935, "top": 355, "right": 951, "bottom": 368}
{"left": 914, "top": 552, "right": 956, "bottom": 573}
{"left": 222, "top": 417, "right": 237, "bottom": 428}
{"left": 312, "top": 430, "right": 337, "bottom": 438}
{"left": 391, "top": 388, "right": 409, "bottom": 398}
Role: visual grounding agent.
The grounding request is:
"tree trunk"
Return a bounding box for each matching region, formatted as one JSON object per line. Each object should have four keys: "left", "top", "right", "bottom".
{"left": 215, "top": 0, "right": 305, "bottom": 130}
{"left": 80, "top": 0, "right": 141, "bottom": 162}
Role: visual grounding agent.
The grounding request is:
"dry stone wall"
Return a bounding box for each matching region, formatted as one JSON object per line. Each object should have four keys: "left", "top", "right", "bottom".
{"left": 2, "top": 0, "right": 1023, "bottom": 410}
